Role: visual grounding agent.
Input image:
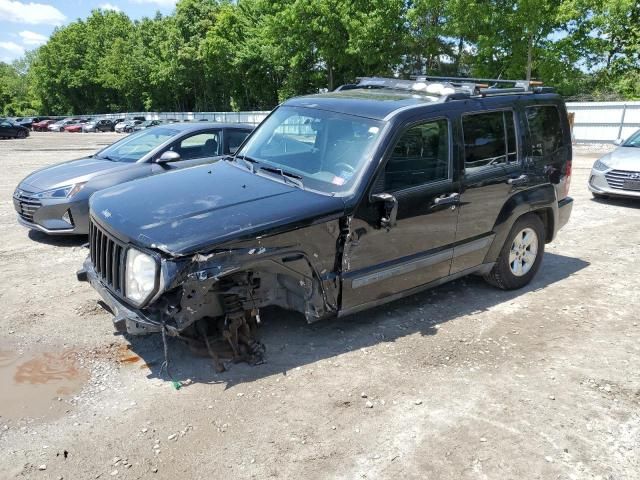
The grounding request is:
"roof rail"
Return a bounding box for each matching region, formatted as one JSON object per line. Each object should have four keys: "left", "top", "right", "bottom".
{"left": 351, "top": 76, "right": 552, "bottom": 100}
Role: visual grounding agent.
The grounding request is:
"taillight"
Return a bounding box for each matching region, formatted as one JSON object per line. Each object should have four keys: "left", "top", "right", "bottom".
{"left": 563, "top": 159, "right": 572, "bottom": 198}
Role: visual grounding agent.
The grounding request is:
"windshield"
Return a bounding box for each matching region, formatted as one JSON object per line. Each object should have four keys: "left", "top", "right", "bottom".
{"left": 97, "top": 127, "right": 178, "bottom": 162}
{"left": 236, "top": 106, "right": 383, "bottom": 194}
{"left": 623, "top": 130, "right": 640, "bottom": 147}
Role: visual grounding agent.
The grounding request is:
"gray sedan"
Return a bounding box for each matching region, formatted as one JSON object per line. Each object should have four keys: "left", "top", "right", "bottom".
{"left": 13, "top": 122, "right": 253, "bottom": 235}
{"left": 589, "top": 130, "right": 640, "bottom": 199}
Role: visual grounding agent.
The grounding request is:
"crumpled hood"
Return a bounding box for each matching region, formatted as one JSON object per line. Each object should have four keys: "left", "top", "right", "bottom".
{"left": 90, "top": 161, "right": 345, "bottom": 256}
{"left": 600, "top": 147, "right": 640, "bottom": 171}
{"left": 20, "top": 157, "right": 133, "bottom": 191}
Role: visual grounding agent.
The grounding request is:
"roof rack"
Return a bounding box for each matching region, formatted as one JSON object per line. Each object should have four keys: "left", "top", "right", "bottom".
{"left": 352, "top": 76, "right": 553, "bottom": 100}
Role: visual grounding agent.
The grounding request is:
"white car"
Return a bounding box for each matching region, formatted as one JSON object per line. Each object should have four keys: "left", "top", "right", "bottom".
{"left": 115, "top": 120, "right": 143, "bottom": 133}
{"left": 48, "top": 119, "right": 75, "bottom": 132}
{"left": 589, "top": 130, "right": 640, "bottom": 199}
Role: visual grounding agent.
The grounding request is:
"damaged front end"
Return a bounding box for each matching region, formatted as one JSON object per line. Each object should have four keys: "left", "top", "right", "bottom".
{"left": 78, "top": 217, "right": 342, "bottom": 371}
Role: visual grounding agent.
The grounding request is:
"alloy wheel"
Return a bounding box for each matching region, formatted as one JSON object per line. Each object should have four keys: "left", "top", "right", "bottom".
{"left": 508, "top": 227, "right": 538, "bottom": 277}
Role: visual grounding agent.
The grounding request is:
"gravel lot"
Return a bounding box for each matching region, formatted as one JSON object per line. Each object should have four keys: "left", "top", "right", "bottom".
{"left": 0, "top": 132, "right": 638, "bottom": 479}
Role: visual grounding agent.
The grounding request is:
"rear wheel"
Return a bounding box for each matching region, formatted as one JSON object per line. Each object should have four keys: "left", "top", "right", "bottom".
{"left": 484, "top": 213, "right": 545, "bottom": 290}
{"left": 16, "top": 130, "right": 26, "bottom": 139}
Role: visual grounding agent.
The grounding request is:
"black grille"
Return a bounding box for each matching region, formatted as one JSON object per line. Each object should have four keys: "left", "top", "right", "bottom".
{"left": 89, "top": 220, "right": 126, "bottom": 294}
{"left": 605, "top": 169, "right": 639, "bottom": 190}
{"left": 14, "top": 191, "right": 41, "bottom": 222}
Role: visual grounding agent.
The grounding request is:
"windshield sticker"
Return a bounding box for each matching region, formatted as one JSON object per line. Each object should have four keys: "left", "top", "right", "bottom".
{"left": 368, "top": 126, "right": 380, "bottom": 135}
{"left": 331, "top": 176, "right": 346, "bottom": 186}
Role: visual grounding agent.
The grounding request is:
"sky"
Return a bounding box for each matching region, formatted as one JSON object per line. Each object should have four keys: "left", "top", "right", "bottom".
{"left": 0, "top": 0, "right": 177, "bottom": 63}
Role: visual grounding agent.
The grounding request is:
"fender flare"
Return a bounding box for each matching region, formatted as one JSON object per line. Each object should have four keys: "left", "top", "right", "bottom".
{"left": 483, "top": 184, "right": 558, "bottom": 264}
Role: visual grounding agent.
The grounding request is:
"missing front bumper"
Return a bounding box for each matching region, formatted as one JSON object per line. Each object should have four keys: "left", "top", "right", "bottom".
{"left": 77, "top": 258, "right": 163, "bottom": 335}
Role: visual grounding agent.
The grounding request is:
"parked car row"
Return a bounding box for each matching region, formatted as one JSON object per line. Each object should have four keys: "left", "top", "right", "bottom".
{"left": 13, "top": 76, "right": 579, "bottom": 370}
{"left": 8, "top": 115, "right": 217, "bottom": 135}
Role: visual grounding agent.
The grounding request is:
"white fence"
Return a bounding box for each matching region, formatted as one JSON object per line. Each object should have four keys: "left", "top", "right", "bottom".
{"left": 567, "top": 102, "right": 640, "bottom": 144}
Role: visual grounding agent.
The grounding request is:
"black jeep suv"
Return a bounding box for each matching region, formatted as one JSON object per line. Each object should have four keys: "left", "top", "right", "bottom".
{"left": 78, "top": 76, "right": 573, "bottom": 369}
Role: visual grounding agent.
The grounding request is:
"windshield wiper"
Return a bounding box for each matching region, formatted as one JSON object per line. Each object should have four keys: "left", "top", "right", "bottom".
{"left": 99, "top": 154, "right": 118, "bottom": 162}
{"left": 232, "top": 154, "right": 259, "bottom": 172}
{"left": 259, "top": 166, "right": 304, "bottom": 189}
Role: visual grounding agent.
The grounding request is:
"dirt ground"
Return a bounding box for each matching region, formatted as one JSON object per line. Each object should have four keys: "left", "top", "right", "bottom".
{"left": 0, "top": 132, "right": 638, "bottom": 480}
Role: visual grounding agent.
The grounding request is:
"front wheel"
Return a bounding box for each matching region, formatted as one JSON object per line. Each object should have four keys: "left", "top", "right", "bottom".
{"left": 484, "top": 213, "right": 545, "bottom": 290}
{"left": 16, "top": 130, "right": 26, "bottom": 139}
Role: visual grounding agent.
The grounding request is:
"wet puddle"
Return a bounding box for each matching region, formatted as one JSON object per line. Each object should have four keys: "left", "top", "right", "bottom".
{"left": 0, "top": 347, "right": 88, "bottom": 421}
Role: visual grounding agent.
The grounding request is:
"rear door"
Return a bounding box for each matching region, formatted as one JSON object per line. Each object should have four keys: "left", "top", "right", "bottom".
{"left": 451, "top": 108, "right": 522, "bottom": 273}
{"left": 341, "top": 115, "right": 460, "bottom": 311}
{"left": 224, "top": 128, "right": 252, "bottom": 155}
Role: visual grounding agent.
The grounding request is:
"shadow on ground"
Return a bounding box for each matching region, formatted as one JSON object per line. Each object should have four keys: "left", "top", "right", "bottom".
{"left": 123, "top": 252, "right": 589, "bottom": 389}
{"left": 591, "top": 195, "right": 640, "bottom": 209}
{"left": 28, "top": 230, "right": 87, "bottom": 247}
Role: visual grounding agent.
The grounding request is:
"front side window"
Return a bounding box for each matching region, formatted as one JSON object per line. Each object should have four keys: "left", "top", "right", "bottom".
{"left": 463, "top": 110, "right": 517, "bottom": 174}
{"left": 526, "top": 106, "right": 563, "bottom": 156}
{"left": 237, "top": 106, "right": 383, "bottom": 194}
{"left": 171, "top": 131, "right": 220, "bottom": 160}
{"left": 98, "top": 127, "right": 178, "bottom": 162}
{"left": 384, "top": 119, "right": 449, "bottom": 191}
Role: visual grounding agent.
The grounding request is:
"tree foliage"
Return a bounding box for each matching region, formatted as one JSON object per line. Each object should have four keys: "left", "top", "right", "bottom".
{"left": 0, "top": 0, "right": 638, "bottom": 115}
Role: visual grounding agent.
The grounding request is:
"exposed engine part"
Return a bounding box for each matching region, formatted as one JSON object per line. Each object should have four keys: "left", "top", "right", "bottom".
{"left": 179, "top": 276, "right": 266, "bottom": 372}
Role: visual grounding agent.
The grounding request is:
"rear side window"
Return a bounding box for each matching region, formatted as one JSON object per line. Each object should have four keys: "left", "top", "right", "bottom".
{"left": 227, "top": 129, "right": 250, "bottom": 154}
{"left": 384, "top": 119, "right": 449, "bottom": 191}
{"left": 462, "top": 111, "right": 517, "bottom": 174}
{"left": 526, "top": 106, "right": 563, "bottom": 156}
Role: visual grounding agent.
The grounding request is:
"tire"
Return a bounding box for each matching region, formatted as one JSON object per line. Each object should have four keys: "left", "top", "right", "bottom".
{"left": 16, "top": 130, "right": 26, "bottom": 139}
{"left": 484, "top": 213, "right": 545, "bottom": 290}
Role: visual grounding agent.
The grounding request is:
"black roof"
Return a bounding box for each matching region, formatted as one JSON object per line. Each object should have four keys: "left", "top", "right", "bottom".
{"left": 286, "top": 89, "right": 441, "bottom": 121}
{"left": 284, "top": 76, "right": 560, "bottom": 121}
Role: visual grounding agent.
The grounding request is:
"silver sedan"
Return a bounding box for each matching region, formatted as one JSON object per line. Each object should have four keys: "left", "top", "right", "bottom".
{"left": 13, "top": 123, "right": 253, "bottom": 235}
{"left": 589, "top": 130, "right": 640, "bottom": 199}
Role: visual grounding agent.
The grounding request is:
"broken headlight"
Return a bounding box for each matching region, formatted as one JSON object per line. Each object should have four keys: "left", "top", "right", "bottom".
{"left": 125, "top": 248, "right": 157, "bottom": 306}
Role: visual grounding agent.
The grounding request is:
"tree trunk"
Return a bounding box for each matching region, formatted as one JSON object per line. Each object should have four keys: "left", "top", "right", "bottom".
{"left": 455, "top": 37, "right": 464, "bottom": 75}
{"left": 328, "top": 59, "right": 334, "bottom": 91}
{"left": 526, "top": 33, "right": 533, "bottom": 81}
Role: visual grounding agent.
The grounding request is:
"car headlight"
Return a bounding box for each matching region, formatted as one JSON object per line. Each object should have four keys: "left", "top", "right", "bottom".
{"left": 593, "top": 159, "right": 610, "bottom": 171}
{"left": 125, "top": 248, "right": 158, "bottom": 305}
{"left": 34, "top": 182, "right": 86, "bottom": 199}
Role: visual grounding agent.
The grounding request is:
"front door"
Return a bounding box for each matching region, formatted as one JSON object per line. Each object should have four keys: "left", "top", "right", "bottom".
{"left": 154, "top": 130, "right": 223, "bottom": 172}
{"left": 341, "top": 117, "right": 460, "bottom": 312}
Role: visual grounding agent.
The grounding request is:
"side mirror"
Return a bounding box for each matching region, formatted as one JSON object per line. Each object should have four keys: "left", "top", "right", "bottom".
{"left": 156, "top": 150, "right": 181, "bottom": 164}
{"left": 613, "top": 138, "right": 624, "bottom": 146}
{"left": 371, "top": 192, "right": 398, "bottom": 230}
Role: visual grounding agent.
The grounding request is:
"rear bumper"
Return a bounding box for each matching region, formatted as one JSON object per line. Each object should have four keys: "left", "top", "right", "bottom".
{"left": 77, "top": 257, "right": 163, "bottom": 335}
{"left": 557, "top": 196, "right": 573, "bottom": 231}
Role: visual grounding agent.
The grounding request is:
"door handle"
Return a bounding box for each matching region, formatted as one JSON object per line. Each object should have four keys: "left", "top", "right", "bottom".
{"left": 432, "top": 192, "right": 460, "bottom": 207}
{"left": 507, "top": 174, "right": 529, "bottom": 186}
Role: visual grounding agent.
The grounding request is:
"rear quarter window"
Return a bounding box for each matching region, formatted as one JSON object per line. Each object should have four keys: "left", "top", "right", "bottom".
{"left": 526, "top": 106, "right": 563, "bottom": 156}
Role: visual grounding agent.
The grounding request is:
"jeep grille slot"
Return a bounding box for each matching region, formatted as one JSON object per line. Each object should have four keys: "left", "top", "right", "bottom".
{"left": 89, "top": 220, "right": 125, "bottom": 294}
